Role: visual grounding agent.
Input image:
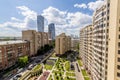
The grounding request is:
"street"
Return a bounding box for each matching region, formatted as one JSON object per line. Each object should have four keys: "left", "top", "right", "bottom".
{"left": 2, "top": 49, "right": 54, "bottom": 80}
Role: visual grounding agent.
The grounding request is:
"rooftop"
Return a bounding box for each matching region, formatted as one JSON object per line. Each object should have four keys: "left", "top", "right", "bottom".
{"left": 0, "top": 40, "right": 27, "bottom": 45}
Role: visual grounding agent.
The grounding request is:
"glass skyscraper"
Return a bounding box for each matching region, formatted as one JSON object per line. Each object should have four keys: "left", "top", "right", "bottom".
{"left": 37, "top": 15, "right": 44, "bottom": 32}
{"left": 48, "top": 23, "right": 55, "bottom": 40}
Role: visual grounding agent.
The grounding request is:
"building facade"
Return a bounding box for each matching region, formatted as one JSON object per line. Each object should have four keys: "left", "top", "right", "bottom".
{"left": 37, "top": 15, "right": 44, "bottom": 32}
{"left": 22, "top": 30, "right": 49, "bottom": 56}
{"left": 80, "top": 25, "right": 94, "bottom": 78}
{"left": 55, "top": 33, "right": 71, "bottom": 55}
{"left": 107, "top": 0, "right": 120, "bottom": 80}
{"left": 92, "top": 1, "right": 110, "bottom": 80}
{"left": 80, "top": 0, "right": 110, "bottom": 80}
{"left": 0, "top": 41, "right": 30, "bottom": 70}
{"left": 48, "top": 23, "right": 55, "bottom": 40}
{"left": 71, "top": 39, "right": 79, "bottom": 50}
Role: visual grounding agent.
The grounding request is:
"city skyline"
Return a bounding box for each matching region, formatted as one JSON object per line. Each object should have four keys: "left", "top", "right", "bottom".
{"left": 0, "top": 0, "right": 120, "bottom": 80}
{"left": 0, "top": 0, "right": 104, "bottom": 37}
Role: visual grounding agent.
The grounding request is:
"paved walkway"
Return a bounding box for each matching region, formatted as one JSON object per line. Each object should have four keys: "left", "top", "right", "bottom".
{"left": 74, "top": 61, "right": 84, "bottom": 80}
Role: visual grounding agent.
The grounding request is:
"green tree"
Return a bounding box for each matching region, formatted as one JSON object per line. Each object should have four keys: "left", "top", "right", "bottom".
{"left": 18, "top": 56, "right": 28, "bottom": 67}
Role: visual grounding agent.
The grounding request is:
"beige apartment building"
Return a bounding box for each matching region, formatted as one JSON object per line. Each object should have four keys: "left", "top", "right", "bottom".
{"left": 0, "top": 41, "right": 30, "bottom": 70}
{"left": 107, "top": 0, "right": 120, "bottom": 80}
{"left": 92, "top": 1, "right": 110, "bottom": 80}
{"left": 55, "top": 33, "right": 71, "bottom": 55}
{"left": 22, "top": 30, "right": 49, "bottom": 56}
{"left": 80, "top": 25, "right": 93, "bottom": 77}
{"left": 80, "top": 0, "right": 110, "bottom": 80}
{"left": 71, "top": 39, "right": 79, "bottom": 50}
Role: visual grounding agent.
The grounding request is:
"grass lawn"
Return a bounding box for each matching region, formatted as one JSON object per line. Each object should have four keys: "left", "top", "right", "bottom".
{"left": 84, "top": 77, "right": 90, "bottom": 80}
{"left": 65, "top": 61, "right": 70, "bottom": 71}
{"left": 32, "top": 64, "right": 41, "bottom": 72}
{"left": 81, "top": 70, "right": 88, "bottom": 76}
{"left": 78, "top": 60, "right": 83, "bottom": 67}
{"left": 44, "top": 64, "right": 53, "bottom": 70}
{"left": 52, "top": 70, "right": 64, "bottom": 75}
{"left": 64, "top": 76, "right": 76, "bottom": 80}
{"left": 53, "top": 74, "right": 63, "bottom": 80}
{"left": 51, "top": 53, "right": 57, "bottom": 57}
{"left": 66, "top": 72, "right": 75, "bottom": 76}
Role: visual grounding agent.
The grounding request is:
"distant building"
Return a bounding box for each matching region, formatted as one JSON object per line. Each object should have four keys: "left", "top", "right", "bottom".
{"left": 37, "top": 15, "right": 44, "bottom": 32}
{"left": 71, "top": 39, "right": 79, "bottom": 50}
{"left": 0, "top": 40, "right": 30, "bottom": 70}
{"left": 48, "top": 23, "right": 55, "bottom": 40}
{"left": 22, "top": 30, "right": 49, "bottom": 56}
{"left": 55, "top": 33, "right": 71, "bottom": 55}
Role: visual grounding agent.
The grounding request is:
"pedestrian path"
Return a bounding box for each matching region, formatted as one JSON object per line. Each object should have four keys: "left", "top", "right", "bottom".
{"left": 74, "top": 61, "right": 84, "bottom": 80}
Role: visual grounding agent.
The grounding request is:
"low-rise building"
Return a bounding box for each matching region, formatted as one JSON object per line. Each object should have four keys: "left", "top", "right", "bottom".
{"left": 0, "top": 41, "right": 30, "bottom": 70}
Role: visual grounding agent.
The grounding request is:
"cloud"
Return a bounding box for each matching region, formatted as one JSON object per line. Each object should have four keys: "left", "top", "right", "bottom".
{"left": 67, "top": 12, "right": 92, "bottom": 27}
{"left": 0, "top": 6, "right": 37, "bottom": 36}
{"left": 74, "top": 3, "right": 87, "bottom": 9}
{"left": 88, "top": 0, "right": 104, "bottom": 11}
{"left": 42, "top": 6, "right": 67, "bottom": 25}
{"left": 11, "top": 17, "right": 22, "bottom": 22}
{"left": 42, "top": 6, "right": 92, "bottom": 35}
{"left": 0, "top": 6, "right": 92, "bottom": 36}
{"left": 74, "top": 0, "right": 104, "bottom": 11}
{"left": 16, "top": 6, "right": 37, "bottom": 19}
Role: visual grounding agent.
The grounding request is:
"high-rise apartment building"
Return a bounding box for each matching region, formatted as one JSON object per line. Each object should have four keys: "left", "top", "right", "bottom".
{"left": 37, "top": 15, "right": 44, "bottom": 32}
{"left": 22, "top": 30, "right": 49, "bottom": 56}
{"left": 107, "top": 0, "right": 120, "bottom": 80}
{"left": 48, "top": 23, "right": 55, "bottom": 40}
{"left": 92, "top": 1, "right": 110, "bottom": 80}
{"left": 55, "top": 33, "right": 71, "bottom": 55}
{"left": 80, "top": 25, "right": 94, "bottom": 78}
{"left": 0, "top": 41, "right": 30, "bottom": 70}
{"left": 80, "top": 0, "right": 110, "bottom": 80}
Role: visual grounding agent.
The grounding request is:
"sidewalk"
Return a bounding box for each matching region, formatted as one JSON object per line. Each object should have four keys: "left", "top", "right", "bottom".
{"left": 74, "top": 61, "right": 84, "bottom": 80}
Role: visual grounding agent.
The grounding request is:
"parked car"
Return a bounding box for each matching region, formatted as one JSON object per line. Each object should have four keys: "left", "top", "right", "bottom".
{"left": 16, "top": 74, "right": 22, "bottom": 78}
{"left": 17, "top": 68, "right": 23, "bottom": 73}
{"left": 28, "top": 64, "right": 34, "bottom": 70}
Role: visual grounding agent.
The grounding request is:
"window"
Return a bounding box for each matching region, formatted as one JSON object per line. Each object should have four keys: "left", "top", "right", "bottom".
{"left": 108, "top": 3, "right": 110, "bottom": 7}
{"left": 117, "top": 72, "right": 120, "bottom": 77}
{"left": 118, "top": 50, "right": 120, "bottom": 54}
{"left": 107, "top": 29, "right": 109, "bottom": 33}
{"left": 118, "top": 58, "right": 120, "bottom": 62}
{"left": 118, "top": 65, "right": 120, "bottom": 70}
{"left": 107, "top": 16, "right": 109, "bottom": 20}
{"left": 119, "top": 35, "right": 120, "bottom": 39}
{"left": 107, "top": 23, "right": 109, "bottom": 26}
{"left": 118, "top": 42, "right": 120, "bottom": 48}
